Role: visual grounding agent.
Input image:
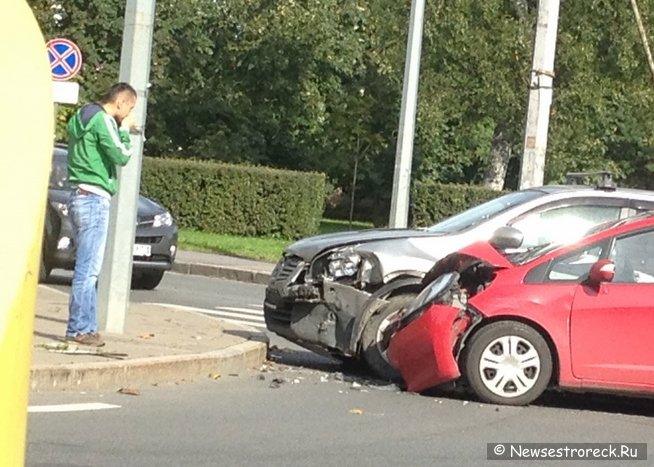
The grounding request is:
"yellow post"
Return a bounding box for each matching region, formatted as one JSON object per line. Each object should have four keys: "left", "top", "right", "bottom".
{"left": 0, "top": 1, "right": 54, "bottom": 465}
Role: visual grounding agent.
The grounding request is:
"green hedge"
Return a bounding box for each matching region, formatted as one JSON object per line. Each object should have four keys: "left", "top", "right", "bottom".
{"left": 140, "top": 157, "right": 326, "bottom": 239}
{"left": 411, "top": 180, "right": 506, "bottom": 227}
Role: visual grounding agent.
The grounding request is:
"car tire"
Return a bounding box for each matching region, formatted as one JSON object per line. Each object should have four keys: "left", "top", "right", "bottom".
{"left": 132, "top": 270, "right": 165, "bottom": 290}
{"left": 361, "top": 293, "right": 416, "bottom": 381}
{"left": 39, "top": 255, "right": 52, "bottom": 283}
{"left": 462, "top": 321, "right": 553, "bottom": 406}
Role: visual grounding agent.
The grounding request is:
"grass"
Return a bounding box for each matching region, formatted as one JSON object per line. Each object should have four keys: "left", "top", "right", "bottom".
{"left": 178, "top": 218, "right": 374, "bottom": 262}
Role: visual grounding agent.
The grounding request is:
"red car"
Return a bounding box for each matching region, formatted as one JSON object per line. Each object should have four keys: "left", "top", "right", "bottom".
{"left": 387, "top": 213, "right": 654, "bottom": 406}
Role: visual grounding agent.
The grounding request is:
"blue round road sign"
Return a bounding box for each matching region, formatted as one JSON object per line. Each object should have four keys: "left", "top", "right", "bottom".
{"left": 46, "top": 38, "right": 82, "bottom": 81}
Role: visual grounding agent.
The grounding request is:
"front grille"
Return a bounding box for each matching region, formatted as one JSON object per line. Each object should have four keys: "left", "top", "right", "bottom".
{"left": 271, "top": 255, "right": 303, "bottom": 282}
{"left": 136, "top": 236, "right": 162, "bottom": 244}
{"left": 133, "top": 254, "right": 170, "bottom": 263}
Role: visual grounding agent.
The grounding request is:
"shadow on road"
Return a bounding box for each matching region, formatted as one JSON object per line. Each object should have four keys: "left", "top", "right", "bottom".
{"left": 42, "top": 270, "right": 73, "bottom": 287}
{"left": 421, "top": 384, "right": 654, "bottom": 418}
{"left": 266, "top": 346, "right": 400, "bottom": 389}
{"left": 270, "top": 345, "right": 654, "bottom": 417}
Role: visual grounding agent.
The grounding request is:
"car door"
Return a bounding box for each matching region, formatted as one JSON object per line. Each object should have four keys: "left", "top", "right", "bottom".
{"left": 569, "top": 229, "right": 654, "bottom": 386}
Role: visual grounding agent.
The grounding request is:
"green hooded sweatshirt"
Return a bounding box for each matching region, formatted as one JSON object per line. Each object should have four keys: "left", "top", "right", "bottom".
{"left": 67, "top": 103, "right": 132, "bottom": 195}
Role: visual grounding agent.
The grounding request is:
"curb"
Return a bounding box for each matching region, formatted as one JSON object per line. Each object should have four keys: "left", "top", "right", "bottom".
{"left": 171, "top": 262, "right": 272, "bottom": 285}
{"left": 30, "top": 340, "right": 268, "bottom": 392}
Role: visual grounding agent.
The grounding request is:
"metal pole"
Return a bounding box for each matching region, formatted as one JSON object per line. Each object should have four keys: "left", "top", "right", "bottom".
{"left": 97, "top": 0, "right": 155, "bottom": 333}
{"left": 389, "top": 0, "right": 425, "bottom": 228}
{"left": 630, "top": 0, "right": 654, "bottom": 84}
{"left": 518, "top": 0, "right": 560, "bottom": 189}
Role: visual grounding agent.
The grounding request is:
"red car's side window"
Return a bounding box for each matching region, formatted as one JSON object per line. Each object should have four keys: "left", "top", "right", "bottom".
{"left": 609, "top": 230, "right": 654, "bottom": 283}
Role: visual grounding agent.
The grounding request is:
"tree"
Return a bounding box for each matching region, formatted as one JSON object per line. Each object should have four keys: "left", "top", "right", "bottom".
{"left": 29, "top": 0, "right": 654, "bottom": 217}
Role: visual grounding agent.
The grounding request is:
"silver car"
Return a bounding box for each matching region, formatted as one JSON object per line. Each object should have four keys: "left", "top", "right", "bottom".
{"left": 264, "top": 179, "right": 654, "bottom": 378}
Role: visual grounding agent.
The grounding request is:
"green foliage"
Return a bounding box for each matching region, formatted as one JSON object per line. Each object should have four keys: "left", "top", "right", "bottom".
{"left": 415, "top": 0, "right": 534, "bottom": 184}
{"left": 30, "top": 0, "right": 654, "bottom": 212}
{"left": 547, "top": 1, "right": 654, "bottom": 188}
{"left": 178, "top": 218, "right": 375, "bottom": 261}
{"left": 319, "top": 218, "right": 374, "bottom": 234}
{"left": 411, "top": 180, "right": 505, "bottom": 227}
{"left": 178, "top": 229, "right": 290, "bottom": 262}
{"left": 140, "top": 157, "right": 326, "bottom": 239}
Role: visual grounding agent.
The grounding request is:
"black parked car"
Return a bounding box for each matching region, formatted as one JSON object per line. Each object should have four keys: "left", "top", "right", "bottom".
{"left": 41, "top": 144, "right": 178, "bottom": 289}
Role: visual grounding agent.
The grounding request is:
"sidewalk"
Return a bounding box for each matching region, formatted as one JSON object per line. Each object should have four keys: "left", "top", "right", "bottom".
{"left": 172, "top": 250, "right": 276, "bottom": 284}
{"left": 30, "top": 250, "right": 274, "bottom": 392}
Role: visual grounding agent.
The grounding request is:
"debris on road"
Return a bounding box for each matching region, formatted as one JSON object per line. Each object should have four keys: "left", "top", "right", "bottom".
{"left": 118, "top": 387, "right": 140, "bottom": 396}
{"left": 36, "top": 342, "right": 128, "bottom": 360}
{"left": 349, "top": 408, "right": 364, "bottom": 415}
{"left": 269, "top": 377, "right": 286, "bottom": 389}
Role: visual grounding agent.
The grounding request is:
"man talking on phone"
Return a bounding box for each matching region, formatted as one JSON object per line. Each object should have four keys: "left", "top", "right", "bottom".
{"left": 64, "top": 82, "right": 137, "bottom": 346}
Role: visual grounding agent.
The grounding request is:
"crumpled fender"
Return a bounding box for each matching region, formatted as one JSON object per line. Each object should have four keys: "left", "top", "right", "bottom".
{"left": 388, "top": 304, "right": 470, "bottom": 393}
{"left": 421, "top": 241, "right": 513, "bottom": 286}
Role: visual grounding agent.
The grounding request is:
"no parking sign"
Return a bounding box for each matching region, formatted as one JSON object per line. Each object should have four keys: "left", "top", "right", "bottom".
{"left": 46, "top": 38, "right": 82, "bottom": 81}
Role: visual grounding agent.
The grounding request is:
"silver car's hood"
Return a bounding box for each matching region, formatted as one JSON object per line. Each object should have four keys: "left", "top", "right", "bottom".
{"left": 286, "top": 228, "right": 444, "bottom": 260}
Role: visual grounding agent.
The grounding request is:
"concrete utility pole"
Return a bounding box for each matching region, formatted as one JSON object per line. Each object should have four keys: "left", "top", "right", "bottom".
{"left": 519, "top": 0, "right": 560, "bottom": 189}
{"left": 630, "top": 0, "right": 654, "bottom": 84}
{"left": 97, "top": 0, "right": 155, "bottom": 333}
{"left": 389, "top": 0, "right": 425, "bottom": 228}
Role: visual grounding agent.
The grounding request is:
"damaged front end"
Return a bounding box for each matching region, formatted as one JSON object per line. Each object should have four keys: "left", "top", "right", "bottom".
{"left": 387, "top": 250, "right": 507, "bottom": 393}
{"left": 263, "top": 247, "right": 393, "bottom": 357}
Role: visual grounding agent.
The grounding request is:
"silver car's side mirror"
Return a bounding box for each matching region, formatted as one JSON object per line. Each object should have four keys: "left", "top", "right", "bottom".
{"left": 490, "top": 226, "right": 524, "bottom": 250}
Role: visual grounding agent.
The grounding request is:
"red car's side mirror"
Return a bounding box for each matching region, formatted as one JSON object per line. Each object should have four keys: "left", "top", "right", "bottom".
{"left": 588, "top": 259, "right": 615, "bottom": 284}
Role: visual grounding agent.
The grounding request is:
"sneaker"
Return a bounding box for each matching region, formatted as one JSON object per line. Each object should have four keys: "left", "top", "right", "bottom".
{"left": 67, "top": 333, "right": 105, "bottom": 347}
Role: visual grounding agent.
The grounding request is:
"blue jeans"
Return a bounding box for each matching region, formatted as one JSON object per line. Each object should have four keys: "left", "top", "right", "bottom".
{"left": 66, "top": 191, "right": 110, "bottom": 337}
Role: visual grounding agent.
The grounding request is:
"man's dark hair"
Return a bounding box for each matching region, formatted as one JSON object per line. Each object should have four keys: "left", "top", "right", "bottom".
{"left": 100, "top": 82, "right": 137, "bottom": 103}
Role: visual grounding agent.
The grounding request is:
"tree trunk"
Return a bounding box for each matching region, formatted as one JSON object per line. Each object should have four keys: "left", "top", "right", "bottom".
{"left": 482, "top": 130, "right": 512, "bottom": 191}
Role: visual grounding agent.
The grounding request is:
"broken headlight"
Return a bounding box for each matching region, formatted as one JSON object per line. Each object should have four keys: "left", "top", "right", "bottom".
{"left": 326, "top": 247, "right": 361, "bottom": 280}
{"left": 400, "top": 272, "right": 460, "bottom": 327}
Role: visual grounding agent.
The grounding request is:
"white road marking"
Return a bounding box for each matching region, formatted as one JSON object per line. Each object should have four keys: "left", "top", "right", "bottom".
{"left": 215, "top": 306, "right": 263, "bottom": 315}
{"left": 144, "top": 303, "right": 266, "bottom": 329}
{"left": 207, "top": 309, "right": 264, "bottom": 322}
{"left": 28, "top": 403, "right": 120, "bottom": 413}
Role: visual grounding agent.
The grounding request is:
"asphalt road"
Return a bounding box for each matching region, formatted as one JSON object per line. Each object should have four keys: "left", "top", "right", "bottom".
{"left": 27, "top": 362, "right": 654, "bottom": 467}
{"left": 33, "top": 268, "right": 654, "bottom": 466}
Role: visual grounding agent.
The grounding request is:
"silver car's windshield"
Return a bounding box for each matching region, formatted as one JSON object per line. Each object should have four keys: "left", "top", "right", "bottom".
{"left": 508, "top": 218, "right": 623, "bottom": 266}
{"left": 426, "top": 190, "right": 546, "bottom": 234}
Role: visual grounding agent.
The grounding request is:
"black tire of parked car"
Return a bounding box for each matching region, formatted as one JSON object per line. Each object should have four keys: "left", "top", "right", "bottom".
{"left": 39, "top": 254, "right": 52, "bottom": 283}
{"left": 462, "top": 321, "right": 553, "bottom": 406}
{"left": 361, "top": 293, "right": 417, "bottom": 381}
{"left": 131, "top": 270, "right": 165, "bottom": 290}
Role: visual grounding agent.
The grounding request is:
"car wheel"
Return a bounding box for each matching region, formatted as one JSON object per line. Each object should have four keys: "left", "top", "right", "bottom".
{"left": 463, "top": 321, "right": 553, "bottom": 406}
{"left": 361, "top": 293, "right": 416, "bottom": 380}
{"left": 39, "top": 255, "right": 52, "bottom": 283}
{"left": 132, "top": 270, "right": 165, "bottom": 290}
